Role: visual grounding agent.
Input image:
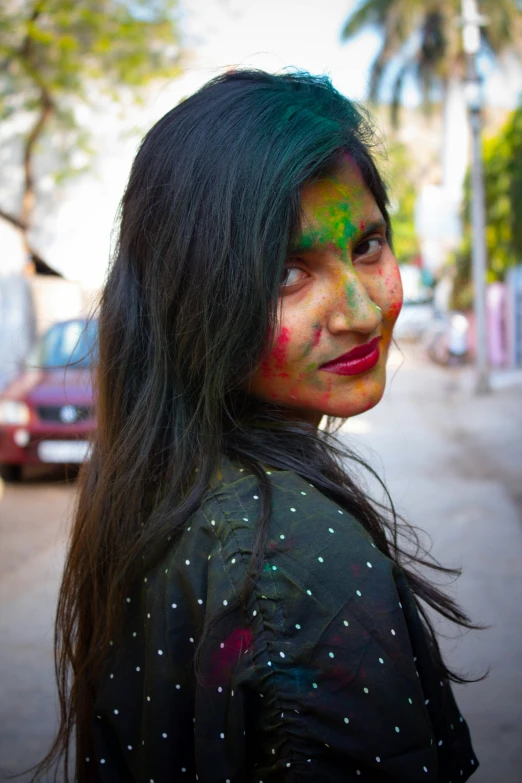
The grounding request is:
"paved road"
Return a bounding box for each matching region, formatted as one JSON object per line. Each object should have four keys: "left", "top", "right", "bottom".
{"left": 340, "top": 344, "right": 522, "bottom": 783}
{"left": 0, "top": 467, "right": 75, "bottom": 782}
{"left": 0, "top": 344, "right": 521, "bottom": 782}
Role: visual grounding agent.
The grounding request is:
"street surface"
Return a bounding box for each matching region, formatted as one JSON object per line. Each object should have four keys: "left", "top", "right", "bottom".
{"left": 0, "top": 343, "right": 521, "bottom": 782}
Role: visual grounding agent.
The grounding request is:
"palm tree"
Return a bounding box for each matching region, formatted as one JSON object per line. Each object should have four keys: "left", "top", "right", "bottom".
{"left": 341, "top": 0, "right": 522, "bottom": 126}
{"left": 342, "top": 0, "right": 522, "bottom": 271}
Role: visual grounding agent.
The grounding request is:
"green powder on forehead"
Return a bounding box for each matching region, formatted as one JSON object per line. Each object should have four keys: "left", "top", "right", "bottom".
{"left": 299, "top": 207, "right": 356, "bottom": 253}
{"left": 317, "top": 199, "right": 358, "bottom": 248}
{"left": 297, "top": 183, "right": 361, "bottom": 258}
{"left": 297, "top": 231, "right": 316, "bottom": 250}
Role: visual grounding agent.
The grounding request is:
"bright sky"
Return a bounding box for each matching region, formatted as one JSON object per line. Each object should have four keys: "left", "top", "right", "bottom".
{"left": 176, "top": 0, "right": 379, "bottom": 103}
{"left": 42, "top": 0, "right": 521, "bottom": 287}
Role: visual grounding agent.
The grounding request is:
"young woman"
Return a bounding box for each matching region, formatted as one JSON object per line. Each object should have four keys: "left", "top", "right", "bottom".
{"left": 36, "top": 70, "right": 480, "bottom": 782}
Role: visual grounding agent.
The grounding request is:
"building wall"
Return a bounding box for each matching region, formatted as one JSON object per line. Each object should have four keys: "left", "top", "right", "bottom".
{"left": 0, "top": 217, "right": 91, "bottom": 391}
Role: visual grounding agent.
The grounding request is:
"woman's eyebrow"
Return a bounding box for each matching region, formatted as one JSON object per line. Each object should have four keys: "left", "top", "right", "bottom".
{"left": 290, "top": 218, "right": 387, "bottom": 254}
{"left": 354, "top": 218, "right": 388, "bottom": 243}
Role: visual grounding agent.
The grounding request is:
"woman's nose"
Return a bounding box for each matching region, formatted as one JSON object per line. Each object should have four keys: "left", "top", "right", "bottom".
{"left": 326, "top": 270, "right": 381, "bottom": 335}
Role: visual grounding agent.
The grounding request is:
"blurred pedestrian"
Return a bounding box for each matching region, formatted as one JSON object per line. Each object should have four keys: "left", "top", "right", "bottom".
{"left": 34, "top": 70, "right": 481, "bottom": 782}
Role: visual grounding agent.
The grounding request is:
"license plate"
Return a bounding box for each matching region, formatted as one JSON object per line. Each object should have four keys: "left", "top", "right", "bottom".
{"left": 37, "top": 440, "right": 92, "bottom": 463}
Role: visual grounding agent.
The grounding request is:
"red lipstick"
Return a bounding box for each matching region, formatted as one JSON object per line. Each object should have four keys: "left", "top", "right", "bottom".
{"left": 319, "top": 336, "right": 381, "bottom": 376}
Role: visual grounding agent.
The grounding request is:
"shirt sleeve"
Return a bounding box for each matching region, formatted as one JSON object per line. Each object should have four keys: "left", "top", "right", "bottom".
{"left": 195, "top": 468, "right": 479, "bottom": 782}
{"left": 92, "top": 465, "right": 478, "bottom": 783}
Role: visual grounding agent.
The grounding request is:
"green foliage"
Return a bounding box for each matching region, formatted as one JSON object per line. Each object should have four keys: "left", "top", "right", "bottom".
{"left": 0, "top": 0, "right": 181, "bottom": 228}
{"left": 508, "top": 104, "right": 522, "bottom": 260}
{"left": 0, "top": 0, "right": 180, "bottom": 107}
{"left": 384, "top": 140, "right": 421, "bottom": 264}
{"left": 451, "top": 104, "right": 522, "bottom": 309}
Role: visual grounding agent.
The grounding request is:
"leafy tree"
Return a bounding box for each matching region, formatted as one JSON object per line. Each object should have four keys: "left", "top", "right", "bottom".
{"left": 451, "top": 103, "right": 522, "bottom": 309}
{"left": 384, "top": 139, "right": 421, "bottom": 264}
{"left": 341, "top": 0, "right": 522, "bottom": 125}
{"left": 0, "top": 0, "right": 180, "bottom": 272}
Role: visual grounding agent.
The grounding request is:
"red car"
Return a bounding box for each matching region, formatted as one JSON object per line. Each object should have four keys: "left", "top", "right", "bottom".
{"left": 0, "top": 318, "right": 97, "bottom": 481}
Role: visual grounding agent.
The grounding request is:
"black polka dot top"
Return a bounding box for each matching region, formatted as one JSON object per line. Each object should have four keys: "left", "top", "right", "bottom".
{"left": 92, "top": 457, "right": 479, "bottom": 782}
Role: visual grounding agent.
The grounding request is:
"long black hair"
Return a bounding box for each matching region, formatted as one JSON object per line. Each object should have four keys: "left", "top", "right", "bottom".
{"left": 33, "top": 69, "right": 482, "bottom": 783}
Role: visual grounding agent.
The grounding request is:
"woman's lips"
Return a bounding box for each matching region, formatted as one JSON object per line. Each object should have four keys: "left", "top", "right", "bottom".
{"left": 319, "top": 336, "right": 381, "bottom": 376}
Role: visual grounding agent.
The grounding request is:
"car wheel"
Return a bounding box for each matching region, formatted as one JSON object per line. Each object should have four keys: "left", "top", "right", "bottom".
{"left": 0, "top": 464, "right": 22, "bottom": 482}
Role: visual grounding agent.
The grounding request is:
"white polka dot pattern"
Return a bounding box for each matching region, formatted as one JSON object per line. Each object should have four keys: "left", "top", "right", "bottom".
{"left": 91, "top": 459, "right": 479, "bottom": 782}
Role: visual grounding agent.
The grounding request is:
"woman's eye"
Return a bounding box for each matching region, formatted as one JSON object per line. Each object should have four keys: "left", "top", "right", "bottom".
{"left": 280, "top": 266, "right": 307, "bottom": 288}
{"left": 353, "top": 236, "right": 385, "bottom": 261}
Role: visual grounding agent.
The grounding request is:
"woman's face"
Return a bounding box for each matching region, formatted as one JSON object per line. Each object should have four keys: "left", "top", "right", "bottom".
{"left": 246, "top": 160, "right": 403, "bottom": 425}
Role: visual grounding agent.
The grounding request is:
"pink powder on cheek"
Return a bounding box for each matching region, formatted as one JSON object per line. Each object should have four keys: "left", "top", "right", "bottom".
{"left": 312, "top": 325, "right": 322, "bottom": 347}
{"left": 272, "top": 326, "right": 291, "bottom": 370}
{"left": 260, "top": 326, "right": 292, "bottom": 378}
{"left": 387, "top": 300, "right": 403, "bottom": 319}
{"left": 260, "top": 358, "right": 274, "bottom": 379}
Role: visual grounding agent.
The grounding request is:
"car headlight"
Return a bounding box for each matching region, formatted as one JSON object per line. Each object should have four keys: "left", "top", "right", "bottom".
{"left": 0, "top": 400, "right": 31, "bottom": 425}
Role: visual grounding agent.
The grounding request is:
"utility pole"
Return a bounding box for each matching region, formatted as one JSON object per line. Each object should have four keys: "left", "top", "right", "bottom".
{"left": 461, "top": 0, "right": 490, "bottom": 393}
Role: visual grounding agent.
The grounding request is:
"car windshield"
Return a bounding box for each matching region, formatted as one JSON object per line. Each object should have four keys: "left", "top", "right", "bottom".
{"left": 27, "top": 320, "right": 98, "bottom": 369}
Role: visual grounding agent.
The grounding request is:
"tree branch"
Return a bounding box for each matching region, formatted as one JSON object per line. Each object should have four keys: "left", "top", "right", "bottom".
{"left": 0, "top": 208, "right": 61, "bottom": 276}
{"left": 20, "top": 87, "right": 54, "bottom": 226}
{"left": 0, "top": 208, "right": 27, "bottom": 231}
{"left": 18, "top": 3, "right": 55, "bottom": 227}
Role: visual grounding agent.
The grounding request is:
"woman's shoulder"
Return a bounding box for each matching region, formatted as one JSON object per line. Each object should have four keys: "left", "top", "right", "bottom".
{"left": 139, "top": 455, "right": 399, "bottom": 643}
{"left": 141, "top": 456, "right": 393, "bottom": 632}
{"left": 199, "top": 455, "right": 381, "bottom": 555}
{"left": 184, "top": 456, "right": 397, "bottom": 621}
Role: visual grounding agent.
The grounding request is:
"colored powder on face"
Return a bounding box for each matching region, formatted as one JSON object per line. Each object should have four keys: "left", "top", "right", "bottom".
{"left": 389, "top": 300, "right": 403, "bottom": 318}
{"left": 298, "top": 325, "right": 322, "bottom": 362}
{"left": 315, "top": 376, "right": 333, "bottom": 407}
{"left": 297, "top": 174, "right": 363, "bottom": 260}
{"left": 260, "top": 326, "right": 292, "bottom": 378}
{"left": 344, "top": 278, "right": 359, "bottom": 309}
{"left": 307, "top": 371, "right": 328, "bottom": 391}
{"left": 315, "top": 180, "right": 360, "bottom": 250}
{"left": 360, "top": 397, "right": 377, "bottom": 414}
{"left": 304, "top": 202, "right": 357, "bottom": 256}
{"left": 297, "top": 231, "right": 316, "bottom": 251}
{"left": 298, "top": 338, "right": 315, "bottom": 361}
{"left": 271, "top": 326, "right": 291, "bottom": 370}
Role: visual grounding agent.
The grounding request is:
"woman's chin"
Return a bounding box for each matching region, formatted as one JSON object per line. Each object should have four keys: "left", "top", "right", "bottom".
{"left": 315, "top": 367, "right": 387, "bottom": 420}
{"left": 280, "top": 377, "right": 386, "bottom": 423}
{"left": 248, "top": 364, "right": 388, "bottom": 425}
{"left": 322, "top": 392, "right": 384, "bottom": 419}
